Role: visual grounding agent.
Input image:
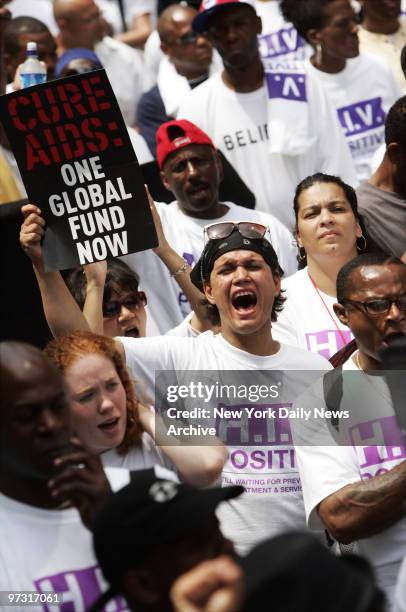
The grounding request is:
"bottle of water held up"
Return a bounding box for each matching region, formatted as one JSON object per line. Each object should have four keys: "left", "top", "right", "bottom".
{"left": 20, "top": 42, "right": 47, "bottom": 88}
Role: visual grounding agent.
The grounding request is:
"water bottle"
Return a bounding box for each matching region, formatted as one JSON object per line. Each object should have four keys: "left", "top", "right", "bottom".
{"left": 19, "top": 42, "right": 47, "bottom": 88}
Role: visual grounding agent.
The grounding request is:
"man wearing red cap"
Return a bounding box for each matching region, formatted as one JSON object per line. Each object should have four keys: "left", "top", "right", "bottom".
{"left": 177, "top": 0, "right": 357, "bottom": 231}
{"left": 122, "top": 118, "right": 298, "bottom": 335}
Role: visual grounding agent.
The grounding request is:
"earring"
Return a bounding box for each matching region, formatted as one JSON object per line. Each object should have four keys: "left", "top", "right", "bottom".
{"left": 298, "top": 247, "right": 306, "bottom": 261}
{"left": 356, "top": 234, "right": 367, "bottom": 252}
{"left": 315, "top": 43, "right": 322, "bottom": 65}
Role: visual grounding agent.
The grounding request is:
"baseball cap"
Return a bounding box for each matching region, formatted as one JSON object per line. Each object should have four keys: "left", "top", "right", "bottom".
{"left": 193, "top": 0, "right": 256, "bottom": 34}
{"left": 55, "top": 48, "right": 102, "bottom": 77}
{"left": 156, "top": 119, "right": 215, "bottom": 169}
{"left": 93, "top": 468, "right": 243, "bottom": 588}
{"left": 241, "top": 532, "right": 383, "bottom": 612}
{"left": 190, "top": 228, "right": 283, "bottom": 291}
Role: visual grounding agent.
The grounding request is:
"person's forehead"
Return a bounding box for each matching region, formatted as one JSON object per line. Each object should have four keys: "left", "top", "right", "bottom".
{"left": 165, "top": 144, "right": 214, "bottom": 168}
{"left": 298, "top": 182, "right": 347, "bottom": 208}
{"left": 6, "top": 362, "right": 64, "bottom": 411}
{"left": 168, "top": 8, "right": 195, "bottom": 31}
{"left": 213, "top": 249, "right": 265, "bottom": 267}
{"left": 349, "top": 264, "right": 406, "bottom": 296}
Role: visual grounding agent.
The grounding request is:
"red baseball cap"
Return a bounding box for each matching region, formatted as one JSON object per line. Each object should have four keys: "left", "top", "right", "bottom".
{"left": 193, "top": 0, "right": 256, "bottom": 34}
{"left": 156, "top": 119, "right": 215, "bottom": 169}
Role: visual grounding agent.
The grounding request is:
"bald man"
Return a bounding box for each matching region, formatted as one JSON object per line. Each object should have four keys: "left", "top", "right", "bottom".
{"left": 137, "top": 4, "right": 217, "bottom": 156}
{"left": 0, "top": 341, "right": 127, "bottom": 607}
{"left": 54, "top": 0, "right": 145, "bottom": 125}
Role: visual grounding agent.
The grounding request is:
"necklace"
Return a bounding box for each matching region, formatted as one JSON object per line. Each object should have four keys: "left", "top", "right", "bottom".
{"left": 307, "top": 271, "right": 348, "bottom": 346}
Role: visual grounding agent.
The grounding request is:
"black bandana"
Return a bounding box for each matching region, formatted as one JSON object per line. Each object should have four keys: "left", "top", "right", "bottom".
{"left": 190, "top": 229, "right": 283, "bottom": 291}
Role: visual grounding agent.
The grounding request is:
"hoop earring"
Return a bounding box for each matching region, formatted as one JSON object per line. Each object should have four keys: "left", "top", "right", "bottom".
{"left": 356, "top": 234, "right": 367, "bottom": 252}
{"left": 298, "top": 247, "right": 306, "bottom": 261}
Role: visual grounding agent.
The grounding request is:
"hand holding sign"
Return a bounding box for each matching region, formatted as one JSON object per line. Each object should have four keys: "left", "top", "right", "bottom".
{"left": 1, "top": 69, "right": 157, "bottom": 271}
{"left": 20, "top": 203, "right": 45, "bottom": 269}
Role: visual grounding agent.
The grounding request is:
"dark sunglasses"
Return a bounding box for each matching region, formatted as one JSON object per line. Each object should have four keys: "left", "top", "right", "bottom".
{"left": 103, "top": 291, "right": 147, "bottom": 318}
{"left": 204, "top": 221, "right": 268, "bottom": 244}
{"left": 176, "top": 32, "right": 199, "bottom": 45}
{"left": 340, "top": 296, "right": 406, "bottom": 317}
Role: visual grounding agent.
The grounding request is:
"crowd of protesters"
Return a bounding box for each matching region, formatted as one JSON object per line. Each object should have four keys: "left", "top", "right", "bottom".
{"left": 1, "top": 0, "right": 406, "bottom": 610}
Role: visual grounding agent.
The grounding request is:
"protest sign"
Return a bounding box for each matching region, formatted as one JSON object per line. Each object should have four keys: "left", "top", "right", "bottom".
{"left": 0, "top": 69, "right": 158, "bottom": 271}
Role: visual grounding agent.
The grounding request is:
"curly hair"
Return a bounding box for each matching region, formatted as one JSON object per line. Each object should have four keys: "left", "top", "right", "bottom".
{"left": 44, "top": 330, "right": 142, "bottom": 455}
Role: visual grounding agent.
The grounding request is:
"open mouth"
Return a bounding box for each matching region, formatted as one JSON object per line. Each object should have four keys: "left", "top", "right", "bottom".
{"left": 188, "top": 184, "right": 208, "bottom": 195}
{"left": 98, "top": 417, "right": 120, "bottom": 431}
{"left": 124, "top": 326, "right": 139, "bottom": 338}
{"left": 231, "top": 291, "right": 258, "bottom": 312}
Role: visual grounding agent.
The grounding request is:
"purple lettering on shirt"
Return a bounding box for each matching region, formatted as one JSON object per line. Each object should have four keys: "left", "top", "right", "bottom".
{"left": 305, "top": 329, "right": 352, "bottom": 359}
{"left": 265, "top": 72, "right": 307, "bottom": 102}
{"left": 34, "top": 565, "right": 127, "bottom": 611}
{"left": 349, "top": 416, "right": 406, "bottom": 469}
{"left": 258, "top": 26, "right": 305, "bottom": 59}
{"left": 337, "top": 97, "right": 386, "bottom": 137}
{"left": 216, "top": 403, "right": 293, "bottom": 446}
{"left": 182, "top": 252, "right": 195, "bottom": 267}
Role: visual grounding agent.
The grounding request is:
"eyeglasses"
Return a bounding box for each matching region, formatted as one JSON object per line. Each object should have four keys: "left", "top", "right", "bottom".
{"left": 204, "top": 222, "right": 268, "bottom": 244}
{"left": 165, "top": 31, "right": 200, "bottom": 46}
{"left": 178, "top": 31, "right": 200, "bottom": 45}
{"left": 103, "top": 292, "right": 147, "bottom": 318}
{"left": 340, "top": 296, "right": 406, "bottom": 317}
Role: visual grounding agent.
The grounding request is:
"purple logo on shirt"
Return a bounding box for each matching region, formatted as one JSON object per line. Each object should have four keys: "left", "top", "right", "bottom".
{"left": 337, "top": 97, "right": 386, "bottom": 137}
{"left": 265, "top": 72, "right": 307, "bottom": 102}
{"left": 349, "top": 416, "right": 406, "bottom": 470}
{"left": 258, "top": 27, "right": 306, "bottom": 59}
{"left": 34, "top": 565, "right": 127, "bottom": 611}
{"left": 216, "top": 403, "right": 293, "bottom": 446}
{"left": 305, "top": 329, "right": 352, "bottom": 360}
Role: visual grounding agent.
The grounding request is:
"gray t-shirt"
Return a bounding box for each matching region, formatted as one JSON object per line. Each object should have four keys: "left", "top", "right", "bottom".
{"left": 357, "top": 181, "right": 406, "bottom": 259}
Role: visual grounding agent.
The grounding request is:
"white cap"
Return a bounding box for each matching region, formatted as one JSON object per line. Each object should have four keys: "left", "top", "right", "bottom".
{"left": 26, "top": 42, "right": 38, "bottom": 52}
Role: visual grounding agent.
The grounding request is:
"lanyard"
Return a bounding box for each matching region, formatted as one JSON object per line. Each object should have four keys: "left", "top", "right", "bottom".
{"left": 307, "top": 270, "right": 348, "bottom": 346}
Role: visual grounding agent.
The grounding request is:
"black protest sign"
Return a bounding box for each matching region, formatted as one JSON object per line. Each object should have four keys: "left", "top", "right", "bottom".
{"left": 0, "top": 69, "right": 158, "bottom": 271}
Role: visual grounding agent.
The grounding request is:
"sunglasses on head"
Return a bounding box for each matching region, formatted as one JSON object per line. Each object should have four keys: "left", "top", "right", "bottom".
{"left": 203, "top": 221, "right": 268, "bottom": 244}
{"left": 103, "top": 291, "right": 147, "bottom": 318}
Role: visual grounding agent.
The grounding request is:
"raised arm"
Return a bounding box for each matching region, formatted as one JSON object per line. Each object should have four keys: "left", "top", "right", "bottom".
{"left": 82, "top": 261, "right": 107, "bottom": 335}
{"left": 20, "top": 204, "right": 91, "bottom": 337}
{"left": 318, "top": 460, "right": 406, "bottom": 544}
{"left": 148, "top": 190, "right": 216, "bottom": 332}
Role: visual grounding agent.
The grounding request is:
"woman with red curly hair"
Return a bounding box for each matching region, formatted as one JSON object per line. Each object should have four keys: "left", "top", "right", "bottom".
{"left": 45, "top": 330, "right": 226, "bottom": 483}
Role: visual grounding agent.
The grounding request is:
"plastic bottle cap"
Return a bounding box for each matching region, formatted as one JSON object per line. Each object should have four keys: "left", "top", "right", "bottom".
{"left": 26, "top": 41, "right": 38, "bottom": 52}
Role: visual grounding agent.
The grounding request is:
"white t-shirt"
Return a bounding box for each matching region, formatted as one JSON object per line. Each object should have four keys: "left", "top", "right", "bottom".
{"left": 95, "top": 36, "right": 145, "bottom": 125}
{"left": 97, "top": 0, "right": 155, "bottom": 35}
{"left": 102, "top": 431, "right": 175, "bottom": 472}
{"left": 272, "top": 268, "right": 353, "bottom": 360}
{"left": 394, "top": 556, "right": 406, "bottom": 612}
{"left": 293, "top": 356, "right": 406, "bottom": 605}
{"left": 255, "top": 0, "right": 312, "bottom": 65}
{"left": 166, "top": 312, "right": 200, "bottom": 338}
{"left": 121, "top": 332, "right": 331, "bottom": 554}
{"left": 177, "top": 70, "right": 357, "bottom": 231}
{"left": 122, "top": 200, "right": 298, "bottom": 335}
{"left": 0, "top": 468, "right": 129, "bottom": 611}
{"left": 305, "top": 54, "right": 401, "bottom": 181}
